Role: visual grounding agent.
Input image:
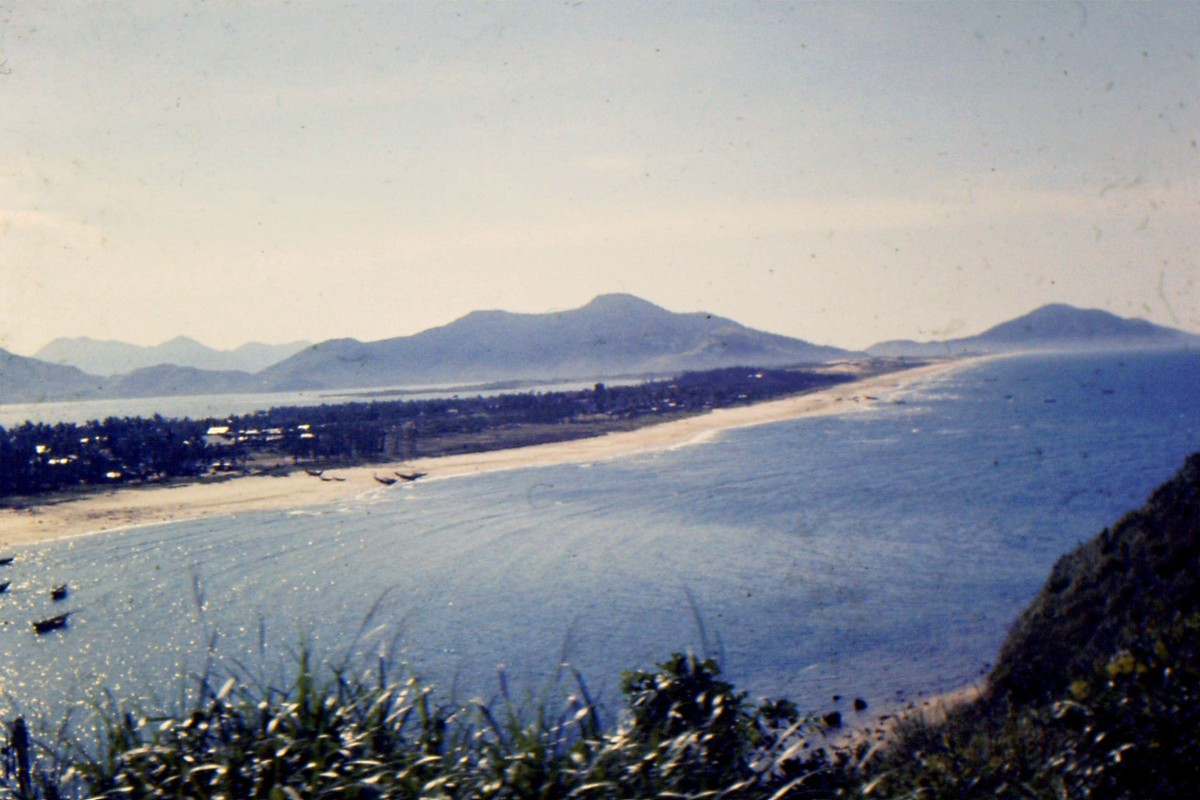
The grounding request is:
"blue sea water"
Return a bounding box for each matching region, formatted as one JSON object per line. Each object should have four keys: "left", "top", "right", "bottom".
{"left": 0, "top": 350, "right": 1196, "bottom": 728}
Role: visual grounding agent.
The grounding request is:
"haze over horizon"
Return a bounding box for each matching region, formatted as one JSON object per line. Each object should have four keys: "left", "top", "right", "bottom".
{"left": 2, "top": 1, "right": 1197, "bottom": 356}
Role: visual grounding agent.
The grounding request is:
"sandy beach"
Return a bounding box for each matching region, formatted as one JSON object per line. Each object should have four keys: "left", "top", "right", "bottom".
{"left": 832, "top": 684, "right": 985, "bottom": 754}
{"left": 0, "top": 358, "right": 978, "bottom": 547}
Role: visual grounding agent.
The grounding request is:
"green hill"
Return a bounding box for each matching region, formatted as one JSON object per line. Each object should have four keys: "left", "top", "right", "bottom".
{"left": 863, "top": 452, "right": 1200, "bottom": 798}
{"left": 989, "top": 452, "right": 1200, "bottom": 703}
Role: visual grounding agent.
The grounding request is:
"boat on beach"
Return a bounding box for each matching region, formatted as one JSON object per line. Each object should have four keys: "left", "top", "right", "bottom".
{"left": 33, "top": 613, "right": 70, "bottom": 634}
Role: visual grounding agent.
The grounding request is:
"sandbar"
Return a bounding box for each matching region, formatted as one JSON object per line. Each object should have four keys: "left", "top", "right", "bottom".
{"left": 0, "top": 358, "right": 981, "bottom": 547}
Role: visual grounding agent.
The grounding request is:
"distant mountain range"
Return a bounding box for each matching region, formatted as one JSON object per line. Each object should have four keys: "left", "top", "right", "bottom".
{"left": 34, "top": 336, "right": 312, "bottom": 376}
{"left": 865, "top": 303, "right": 1200, "bottom": 357}
{"left": 1, "top": 296, "right": 1196, "bottom": 406}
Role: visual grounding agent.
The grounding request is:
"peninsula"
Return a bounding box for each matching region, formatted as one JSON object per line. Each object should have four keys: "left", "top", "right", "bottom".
{"left": 0, "top": 357, "right": 969, "bottom": 546}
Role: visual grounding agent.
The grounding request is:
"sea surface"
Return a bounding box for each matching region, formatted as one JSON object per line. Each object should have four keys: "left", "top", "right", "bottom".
{"left": 0, "top": 350, "right": 1196, "bottom": 730}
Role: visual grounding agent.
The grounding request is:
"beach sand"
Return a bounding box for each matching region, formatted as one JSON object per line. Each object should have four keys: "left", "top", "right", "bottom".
{"left": 831, "top": 684, "right": 985, "bottom": 755}
{"left": 0, "top": 358, "right": 978, "bottom": 546}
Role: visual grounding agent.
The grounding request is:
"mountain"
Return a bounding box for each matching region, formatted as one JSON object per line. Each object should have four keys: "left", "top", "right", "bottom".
{"left": 104, "top": 365, "right": 260, "bottom": 399}
{"left": 230, "top": 341, "right": 315, "bottom": 372}
{"left": 867, "top": 304, "right": 1200, "bottom": 357}
{"left": 34, "top": 336, "right": 311, "bottom": 375}
{"left": 258, "top": 294, "right": 853, "bottom": 390}
{"left": 0, "top": 348, "right": 108, "bottom": 404}
{"left": 0, "top": 354, "right": 257, "bottom": 405}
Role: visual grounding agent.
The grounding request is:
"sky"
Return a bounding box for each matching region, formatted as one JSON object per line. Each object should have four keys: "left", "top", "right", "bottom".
{"left": 1, "top": 1, "right": 1197, "bottom": 355}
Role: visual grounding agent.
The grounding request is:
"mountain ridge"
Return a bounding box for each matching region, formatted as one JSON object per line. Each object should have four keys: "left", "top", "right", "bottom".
{"left": 0, "top": 349, "right": 109, "bottom": 404}
{"left": 255, "top": 293, "right": 851, "bottom": 391}
{"left": 4, "top": 297, "right": 1197, "bottom": 405}
{"left": 34, "top": 336, "right": 312, "bottom": 376}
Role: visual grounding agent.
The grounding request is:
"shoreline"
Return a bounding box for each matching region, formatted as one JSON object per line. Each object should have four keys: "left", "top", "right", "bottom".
{"left": 830, "top": 684, "right": 984, "bottom": 754}
{"left": 0, "top": 357, "right": 982, "bottom": 547}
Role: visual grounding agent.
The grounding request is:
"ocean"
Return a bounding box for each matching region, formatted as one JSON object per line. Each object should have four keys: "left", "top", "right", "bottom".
{"left": 1, "top": 350, "right": 1197, "bottom": 728}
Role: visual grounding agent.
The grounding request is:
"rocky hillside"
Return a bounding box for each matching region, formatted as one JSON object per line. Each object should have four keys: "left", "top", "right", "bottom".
{"left": 988, "top": 451, "right": 1200, "bottom": 703}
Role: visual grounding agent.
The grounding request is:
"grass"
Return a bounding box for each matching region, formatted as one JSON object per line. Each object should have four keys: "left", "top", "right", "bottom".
{"left": 3, "top": 649, "right": 857, "bottom": 799}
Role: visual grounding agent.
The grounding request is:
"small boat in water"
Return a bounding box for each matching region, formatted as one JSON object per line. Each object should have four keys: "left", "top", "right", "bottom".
{"left": 0, "top": 581, "right": 9, "bottom": 593}
{"left": 51, "top": 584, "right": 68, "bottom": 601}
{"left": 33, "top": 613, "right": 70, "bottom": 634}
{"left": 0, "top": 557, "right": 14, "bottom": 566}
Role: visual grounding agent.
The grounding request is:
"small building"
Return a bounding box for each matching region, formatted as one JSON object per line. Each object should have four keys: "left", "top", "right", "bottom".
{"left": 204, "top": 425, "right": 234, "bottom": 447}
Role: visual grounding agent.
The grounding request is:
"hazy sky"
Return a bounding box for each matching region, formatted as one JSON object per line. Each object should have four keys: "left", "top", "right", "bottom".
{"left": 2, "top": 1, "right": 1197, "bottom": 355}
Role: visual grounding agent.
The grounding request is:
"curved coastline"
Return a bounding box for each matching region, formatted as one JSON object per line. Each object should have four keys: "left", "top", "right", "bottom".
{"left": 0, "top": 357, "right": 985, "bottom": 547}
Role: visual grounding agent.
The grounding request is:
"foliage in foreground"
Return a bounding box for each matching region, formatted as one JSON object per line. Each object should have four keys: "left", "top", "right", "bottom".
{"left": 5, "top": 651, "right": 850, "bottom": 800}
{"left": 859, "top": 609, "right": 1200, "bottom": 799}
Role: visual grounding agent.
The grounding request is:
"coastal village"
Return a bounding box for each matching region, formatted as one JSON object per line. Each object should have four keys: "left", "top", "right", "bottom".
{"left": 0, "top": 364, "right": 875, "bottom": 503}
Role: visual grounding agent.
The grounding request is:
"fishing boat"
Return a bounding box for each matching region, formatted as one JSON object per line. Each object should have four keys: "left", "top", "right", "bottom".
{"left": 373, "top": 474, "right": 398, "bottom": 486}
{"left": 394, "top": 471, "right": 428, "bottom": 482}
{"left": 32, "top": 614, "right": 70, "bottom": 634}
{"left": 51, "top": 584, "right": 68, "bottom": 601}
